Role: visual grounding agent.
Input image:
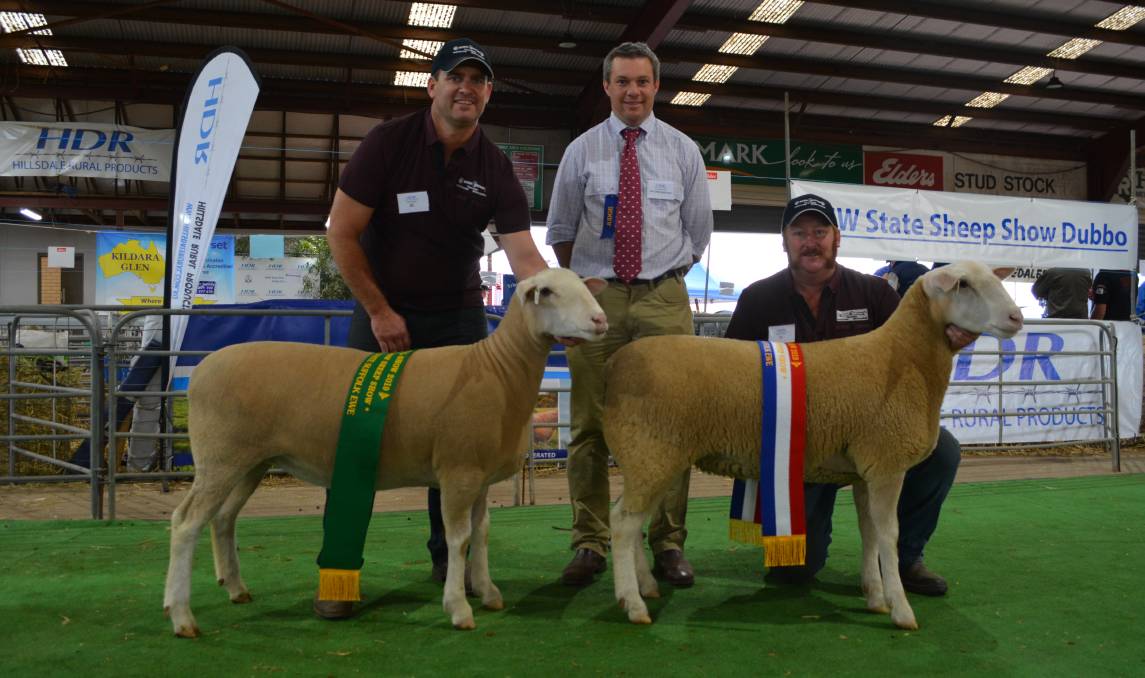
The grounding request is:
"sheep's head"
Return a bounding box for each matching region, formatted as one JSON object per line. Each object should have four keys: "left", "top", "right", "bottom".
{"left": 516, "top": 268, "right": 608, "bottom": 341}
{"left": 920, "top": 261, "right": 1023, "bottom": 338}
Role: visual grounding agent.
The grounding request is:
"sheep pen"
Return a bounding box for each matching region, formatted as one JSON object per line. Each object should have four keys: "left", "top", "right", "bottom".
{"left": 163, "top": 268, "right": 607, "bottom": 637}
{"left": 603, "top": 261, "right": 1024, "bottom": 630}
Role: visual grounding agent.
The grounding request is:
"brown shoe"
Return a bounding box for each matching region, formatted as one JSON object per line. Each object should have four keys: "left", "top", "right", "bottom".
{"left": 313, "top": 596, "right": 355, "bottom": 620}
{"left": 560, "top": 548, "right": 607, "bottom": 587}
{"left": 899, "top": 559, "right": 948, "bottom": 597}
{"left": 652, "top": 549, "right": 694, "bottom": 588}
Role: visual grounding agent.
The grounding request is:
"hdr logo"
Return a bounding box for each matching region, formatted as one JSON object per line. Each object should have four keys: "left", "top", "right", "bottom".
{"left": 953, "top": 333, "right": 1064, "bottom": 381}
{"left": 194, "top": 76, "right": 224, "bottom": 164}
{"left": 36, "top": 127, "right": 135, "bottom": 153}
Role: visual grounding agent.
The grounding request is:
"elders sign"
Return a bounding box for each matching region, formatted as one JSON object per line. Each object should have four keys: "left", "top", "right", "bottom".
{"left": 864, "top": 151, "right": 944, "bottom": 191}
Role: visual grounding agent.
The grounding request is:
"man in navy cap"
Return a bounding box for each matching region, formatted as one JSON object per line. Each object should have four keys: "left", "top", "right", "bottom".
{"left": 724, "top": 193, "right": 968, "bottom": 596}
{"left": 321, "top": 38, "right": 549, "bottom": 618}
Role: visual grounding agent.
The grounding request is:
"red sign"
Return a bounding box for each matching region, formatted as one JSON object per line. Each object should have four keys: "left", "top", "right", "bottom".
{"left": 864, "top": 151, "right": 944, "bottom": 190}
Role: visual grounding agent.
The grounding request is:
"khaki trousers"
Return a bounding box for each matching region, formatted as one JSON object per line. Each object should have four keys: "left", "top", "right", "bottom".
{"left": 566, "top": 274, "right": 693, "bottom": 556}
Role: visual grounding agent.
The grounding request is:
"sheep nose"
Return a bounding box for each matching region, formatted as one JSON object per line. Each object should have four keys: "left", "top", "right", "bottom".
{"left": 591, "top": 312, "right": 608, "bottom": 334}
{"left": 1009, "top": 309, "right": 1023, "bottom": 326}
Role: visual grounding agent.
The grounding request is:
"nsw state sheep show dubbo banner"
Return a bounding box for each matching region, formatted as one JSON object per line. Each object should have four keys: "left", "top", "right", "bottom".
{"left": 791, "top": 179, "right": 1138, "bottom": 271}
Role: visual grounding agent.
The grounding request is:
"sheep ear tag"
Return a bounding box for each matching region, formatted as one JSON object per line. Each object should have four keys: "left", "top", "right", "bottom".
{"left": 728, "top": 340, "right": 808, "bottom": 568}
{"left": 317, "top": 349, "right": 415, "bottom": 602}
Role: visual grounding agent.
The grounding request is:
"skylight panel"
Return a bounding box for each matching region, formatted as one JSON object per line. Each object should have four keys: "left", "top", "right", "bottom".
{"left": 400, "top": 39, "right": 443, "bottom": 61}
{"left": 671, "top": 92, "right": 711, "bottom": 106}
{"left": 1003, "top": 66, "right": 1053, "bottom": 85}
{"left": 693, "top": 64, "right": 737, "bottom": 84}
{"left": 719, "top": 33, "right": 768, "bottom": 55}
{"left": 749, "top": 0, "right": 803, "bottom": 24}
{"left": 965, "top": 92, "right": 1009, "bottom": 108}
{"left": 933, "top": 115, "right": 972, "bottom": 128}
{"left": 407, "top": 3, "right": 456, "bottom": 29}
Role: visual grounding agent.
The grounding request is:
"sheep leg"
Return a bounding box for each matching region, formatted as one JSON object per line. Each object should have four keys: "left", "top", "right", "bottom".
{"left": 610, "top": 496, "right": 652, "bottom": 624}
{"left": 852, "top": 481, "right": 888, "bottom": 613}
{"left": 439, "top": 484, "right": 478, "bottom": 630}
{"left": 164, "top": 465, "right": 244, "bottom": 638}
{"left": 209, "top": 462, "right": 269, "bottom": 604}
{"left": 634, "top": 537, "right": 659, "bottom": 599}
{"left": 467, "top": 485, "right": 502, "bottom": 611}
{"left": 863, "top": 472, "right": 918, "bottom": 630}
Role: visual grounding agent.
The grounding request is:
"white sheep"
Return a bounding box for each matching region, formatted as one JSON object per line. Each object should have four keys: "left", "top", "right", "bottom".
{"left": 163, "top": 268, "right": 607, "bottom": 636}
{"left": 603, "top": 261, "right": 1022, "bottom": 629}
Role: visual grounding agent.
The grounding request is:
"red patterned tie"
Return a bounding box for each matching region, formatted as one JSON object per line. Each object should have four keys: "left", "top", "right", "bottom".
{"left": 614, "top": 127, "right": 643, "bottom": 282}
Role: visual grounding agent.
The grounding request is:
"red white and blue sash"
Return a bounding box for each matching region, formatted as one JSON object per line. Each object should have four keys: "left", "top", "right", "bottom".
{"left": 729, "top": 340, "right": 807, "bottom": 567}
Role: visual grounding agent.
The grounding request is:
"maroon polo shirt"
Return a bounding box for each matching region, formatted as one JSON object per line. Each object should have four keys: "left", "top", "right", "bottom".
{"left": 338, "top": 110, "right": 530, "bottom": 311}
{"left": 726, "top": 264, "right": 900, "bottom": 343}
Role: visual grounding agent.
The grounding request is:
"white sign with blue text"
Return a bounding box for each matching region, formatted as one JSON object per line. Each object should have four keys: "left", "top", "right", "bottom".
{"left": 0, "top": 122, "right": 173, "bottom": 181}
{"left": 791, "top": 179, "right": 1139, "bottom": 270}
{"left": 941, "top": 321, "right": 1141, "bottom": 444}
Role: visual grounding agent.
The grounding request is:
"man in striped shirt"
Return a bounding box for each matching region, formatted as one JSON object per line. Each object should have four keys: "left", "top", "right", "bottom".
{"left": 546, "top": 41, "right": 713, "bottom": 589}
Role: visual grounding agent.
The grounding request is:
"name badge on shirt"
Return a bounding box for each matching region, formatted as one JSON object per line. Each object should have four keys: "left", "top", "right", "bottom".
{"left": 396, "top": 191, "right": 430, "bottom": 214}
{"left": 837, "top": 308, "right": 869, "bottom": 322}
{"left": 768, "top": 324, "right": 796, "bottom": 343}
{"left": 600, "top": 194, "right": 618, "bottom": 240}
{"left": 647, "top": 180, "right": 677, "bottom": 200}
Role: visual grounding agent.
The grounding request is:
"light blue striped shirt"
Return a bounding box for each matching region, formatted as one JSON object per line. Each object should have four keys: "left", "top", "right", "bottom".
{"left": 545, "top": 111, "right": 713, "bottom": 279}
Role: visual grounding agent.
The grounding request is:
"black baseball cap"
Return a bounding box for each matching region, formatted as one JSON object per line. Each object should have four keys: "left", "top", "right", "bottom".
{"left": 430, "top": 38, "right": 494, "bottom": 79}
{"left": 782, "top": 193, "right": 838, "bottom": 229}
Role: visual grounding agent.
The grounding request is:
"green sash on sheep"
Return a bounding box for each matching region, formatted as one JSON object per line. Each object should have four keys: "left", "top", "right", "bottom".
{"left": 316, "top": 350, "right": 413, "bottom": 602}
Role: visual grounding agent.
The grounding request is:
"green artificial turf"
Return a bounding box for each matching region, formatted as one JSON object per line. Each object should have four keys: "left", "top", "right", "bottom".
{"left": 2, "top": 475, "right": 1143, "bottom": 677}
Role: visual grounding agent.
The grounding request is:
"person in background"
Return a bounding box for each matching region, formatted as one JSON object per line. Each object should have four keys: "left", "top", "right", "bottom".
{"left": 1031, "top": 268, "right": 1092, "bottom": 319}
{"left": 546, "top": 41, "right": 713, "bottom": 589}
{"left": 883, "top": 260, "right": 930, "bottom": 297}
{"left": 1091, "top": 270, "right": 1135, "bottom": 320}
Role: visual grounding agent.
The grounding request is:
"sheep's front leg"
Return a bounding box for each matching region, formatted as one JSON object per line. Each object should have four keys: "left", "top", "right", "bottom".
{"left": 610, "top": 496, "right": 651, "bottom": 624}
{"left": 439, "top": 483, "right": 477, "bottom": 630}
{"left": 468, "top": 486, "right": 502, "bottom": 611}
{"left": 863, "top": 472, "right": 917, "bottom": 630}
{"left": 852, "top": 481, "right": 886, "bottom": 613}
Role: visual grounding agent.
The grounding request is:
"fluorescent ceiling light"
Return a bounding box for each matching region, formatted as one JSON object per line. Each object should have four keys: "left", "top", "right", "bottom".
{"left": 749, "top": 0, "right": 803, "bottom": 24}
{"left": 20, "top": 207, "right": 42, "bottom": 221}
{"left": 671, "top": 91, "right": 711, "bottom": 106}
{"left": 693, "top": 64, "right": 738, "bottom": 84}
{"left": 1096, "top": 5, "right": 1145, "bottom": 30}
{"left": 393, "top": 71, "right": 430, "bottom": 88}
{"left": 1004, "top": 66, "right": 1053, "bottom": 85}
{"left": 1047, "top": 37, "right": 1101, "bottom": 59}
{"left": 400, "top": 39, "right": 442, "bottom": 61}
{"left": 1, "top": 11, "right": 68, "bottom": 67}
{"left": 965, "top": 91, "right": 1010, "bottom": 108}
{"left": 719, "top": 33, "right": 768, "bottom": 55}
{"left": 933, "top": 115, "right": 972, "bottom": 128}
{"left": 407, "top": 3, "right": 456, "bottom": 29}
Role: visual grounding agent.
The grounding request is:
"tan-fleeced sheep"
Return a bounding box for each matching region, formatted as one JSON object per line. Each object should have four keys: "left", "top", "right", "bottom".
{"left": 163, "top": 268, "right": 607, "bottom": 636}
{"left": 603, "top": 261, "right": 1023, "bottom": 629}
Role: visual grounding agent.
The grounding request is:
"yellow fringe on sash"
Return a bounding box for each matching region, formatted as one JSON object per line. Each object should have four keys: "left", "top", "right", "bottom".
{"left": 317, "top": 568, "right": 361, "bottom": 602}
{"left": 729, "top": 519, "right": 766, "bottom": 547}
{"left": 762, "top": 535, "right": 806, "bottom": 567}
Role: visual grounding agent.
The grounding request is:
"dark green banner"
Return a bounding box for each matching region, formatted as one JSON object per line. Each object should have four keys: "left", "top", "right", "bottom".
{"left": 691, "top": 136, "right": 862, "bottom": 185}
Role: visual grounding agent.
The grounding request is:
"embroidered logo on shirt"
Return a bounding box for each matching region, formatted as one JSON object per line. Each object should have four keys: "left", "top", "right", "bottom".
{"left": 457, "top": 178, "right": 487, "bottom": 197}
{"left": 836, "top": 308, "right": 869, "bottom": 322}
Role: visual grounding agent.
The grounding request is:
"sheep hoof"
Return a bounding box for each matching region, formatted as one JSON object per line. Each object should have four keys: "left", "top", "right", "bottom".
{"left": 628, "top": 611, "right": 653, "bottom": 625}
{"left": 892, "top": 610, "right": 919, "bottom": 630}
{"left": 453, "top": 617, "right": 477, "bottom": 631}
{"left": 642, "top": 588, "right": 661, "bottom": 599}
{"left": 174, "top": 624, "right": 200, "bottom": 638}
{"left": 867, "top": 603, "right": 890, "bottom": 614}
{"left": 231, "top": 591, "right": 253, "bottom": 604}
{"left": 482, "top": 597, "right": 504, "bottom": 611}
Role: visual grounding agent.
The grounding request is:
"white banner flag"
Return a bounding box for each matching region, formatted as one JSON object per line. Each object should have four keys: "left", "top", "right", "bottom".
{"left": 791, "top": 179, "right": 1139, "bottom": 270}
{"left": 942, "top": 321, "right": 1142, "bottom": 444}
{"left": 165, "top": 48, "right": 259, "bottom": 388}
{"left": 0, "top": 122, "right": 173, "bottom": 181}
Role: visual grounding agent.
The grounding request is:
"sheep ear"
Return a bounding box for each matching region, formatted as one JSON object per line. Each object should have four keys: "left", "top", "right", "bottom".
{"left": 583, "top": 276, "right": 608, "bottom": 296}
{"left": 993, "top": 267, "right": 1015, "bottom": 280}
{"left": 922, "top": 269, "right": 960, "bottom": 296}
{"left": 516, "top": 278, "right": 538, "bottom": 303}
